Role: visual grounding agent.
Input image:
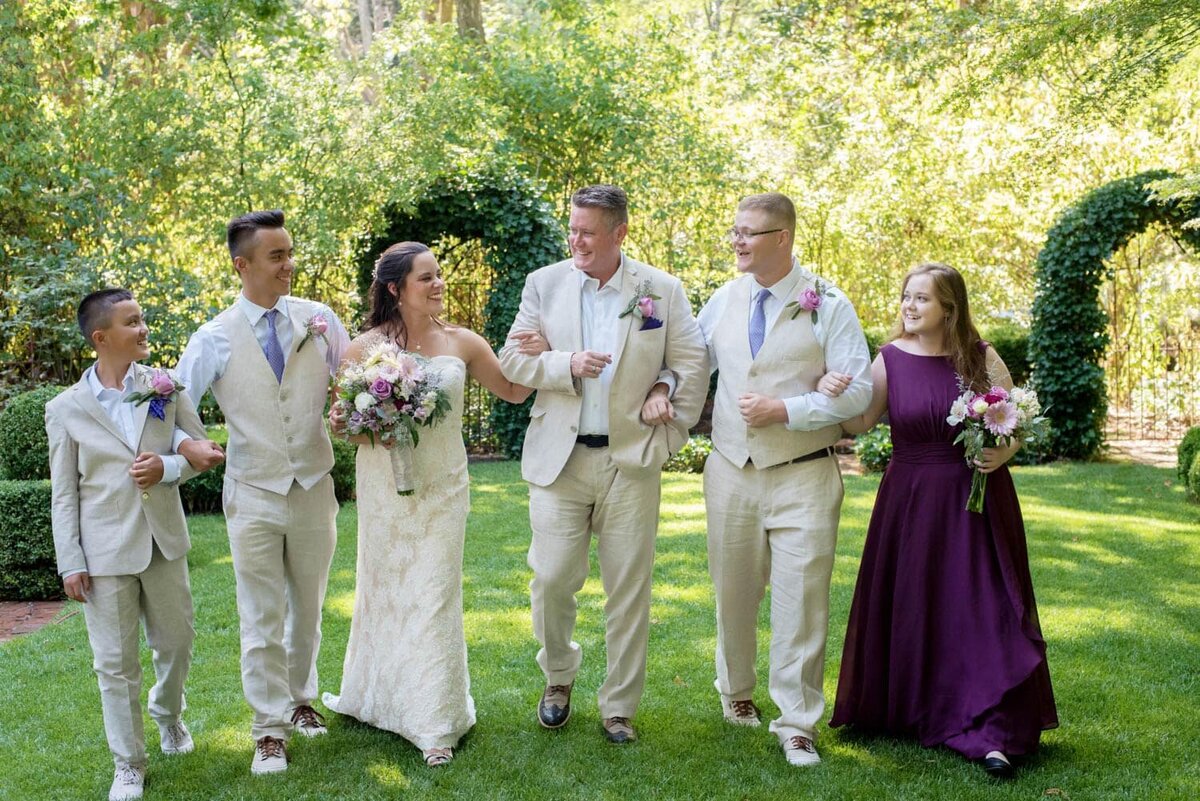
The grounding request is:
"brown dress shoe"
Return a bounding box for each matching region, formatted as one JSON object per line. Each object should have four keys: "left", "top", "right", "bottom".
{"left": 601, "top": 716, "right": 637, "bottom": 743}
{"left": 538, "top": 682, "right": 573, "bottom": 729}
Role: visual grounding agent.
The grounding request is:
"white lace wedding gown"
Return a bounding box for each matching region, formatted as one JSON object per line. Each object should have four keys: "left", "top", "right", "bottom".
{"left": 323, "top": 353, "right": 475, "bottom": 750}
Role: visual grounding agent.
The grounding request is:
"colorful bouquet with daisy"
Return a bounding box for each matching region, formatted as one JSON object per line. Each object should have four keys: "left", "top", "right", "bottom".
{"left": 947, "top": 382, "right": 1049, "bottom": 513}
{"left": 332, "top": 340, "right": 451, "bottom": 495}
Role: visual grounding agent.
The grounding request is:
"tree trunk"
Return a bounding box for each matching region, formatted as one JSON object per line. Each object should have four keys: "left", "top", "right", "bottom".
{"left": 358, "top": 0, "right": 373, "bottom": 50}
{"left": 456, "top": 0, "right": 484, "bottom": 42}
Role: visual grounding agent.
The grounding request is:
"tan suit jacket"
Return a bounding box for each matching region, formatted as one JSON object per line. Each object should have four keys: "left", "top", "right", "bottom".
{"left": 46, "top": 364, "right": 206, "bottom": 577}
{"left": 499, "top": 256, "right": 709, "bottom": 486}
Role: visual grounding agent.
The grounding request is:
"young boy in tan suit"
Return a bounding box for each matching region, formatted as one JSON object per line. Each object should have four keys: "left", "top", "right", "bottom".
{"left": 46, "top": 288, "right": 224, "bottom": 801}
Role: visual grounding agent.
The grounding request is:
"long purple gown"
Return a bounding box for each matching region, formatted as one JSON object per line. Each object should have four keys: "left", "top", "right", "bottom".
{"left": 829, "top": 343, "right": 1058, "bottom": 759}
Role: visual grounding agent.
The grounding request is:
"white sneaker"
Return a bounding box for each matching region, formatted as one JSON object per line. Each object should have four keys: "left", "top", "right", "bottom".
{"left": 108, "top": 764, "right": 144, "bottom": 801}
{"left": 720, "top": 697, "right": 762, "bottom": 726}
{"left": 290, "top": 704, "right": 328, "bottom": 737}
{"left": 251, "top": 736, "right": 288, "bottom": 775}
{"left": 783, "top": 735, "right": 821, "bottom": 766}
{"left": 159, "top": 720, "right": 194, "bottom": 755}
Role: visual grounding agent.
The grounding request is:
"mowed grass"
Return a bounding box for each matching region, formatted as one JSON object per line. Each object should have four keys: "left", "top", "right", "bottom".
{"left": 2, "top": 460, "right": 1198, "bottom": 800}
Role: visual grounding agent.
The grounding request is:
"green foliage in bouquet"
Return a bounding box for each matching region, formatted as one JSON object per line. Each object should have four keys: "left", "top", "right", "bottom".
{"left": 855, "top": 424, "right": 893, "bottom": 473}
{"left": 664, "top": 435, "right": 713, "bottom": 474}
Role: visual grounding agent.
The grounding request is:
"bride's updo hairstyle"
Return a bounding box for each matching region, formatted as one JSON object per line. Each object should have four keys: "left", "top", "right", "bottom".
{"left": 890, "top": 262, "right": 989, "bottom": 392}
{"left": 364, "top": 241, "right": 437, "bottom": 346}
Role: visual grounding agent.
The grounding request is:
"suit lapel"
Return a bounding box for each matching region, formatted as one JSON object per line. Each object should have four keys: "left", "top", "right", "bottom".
{"left": 560, "top": 264, "right": 584, "bottom": 353}
{"left": 130, "top": 365, "right": 153, "bottom": 449}
{"left": 611, "top": 260, "right": 639, "bottom": 367}
{"left": 72, "top": 376, "right": 135, "bottom": 453}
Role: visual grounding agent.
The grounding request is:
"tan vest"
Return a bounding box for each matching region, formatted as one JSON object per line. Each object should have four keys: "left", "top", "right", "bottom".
{"left": 210, "top": 300, "right": 334, "bottom": 495}
{"left": 711, "top": 275, "right": 842, "bottom": 468}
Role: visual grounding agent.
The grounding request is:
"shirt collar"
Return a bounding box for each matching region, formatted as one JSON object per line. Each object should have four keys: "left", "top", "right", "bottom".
{"left": 86, "top": 362, "right": 138, "bottom": 399}
{"left": 239, "top": 293, "right": 289, "bottom": 326}
{"left": 752, "top": 258, "right": 802, "bottom": 303}
{"left": 575, "top": 254, "right": 626, "bottom": 293}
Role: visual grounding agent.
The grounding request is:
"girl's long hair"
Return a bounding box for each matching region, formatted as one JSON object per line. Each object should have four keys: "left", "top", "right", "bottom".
{"left": 889, "top": 262, "right": 989, "bottom": 391}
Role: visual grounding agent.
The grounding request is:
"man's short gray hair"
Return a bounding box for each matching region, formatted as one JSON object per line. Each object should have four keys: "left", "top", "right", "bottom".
{"left": 571, "top": 184, "right": 629, "bottom": 228}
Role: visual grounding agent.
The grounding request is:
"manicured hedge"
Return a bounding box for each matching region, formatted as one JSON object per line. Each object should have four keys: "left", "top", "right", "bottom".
{"left": 664, "top": 434, "right": 713, "bottom": 473}
{"left": 0, "top": 480, "right": 60, "bottom": 600}
{"left": 0, "top": 385, "right": 66, "bottom": 480}
{"left": 1177, "top": 426, "right": 1200, "bottom": 484}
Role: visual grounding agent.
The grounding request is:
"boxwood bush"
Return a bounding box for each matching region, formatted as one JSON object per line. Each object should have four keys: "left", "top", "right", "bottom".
{"left": 0, "top": 385, "right": 66, "bottom": 480}
{"left": 664, "top": 434, "right": 713, "bottom": 473}
{"left": 1176, "top": 426, "right": 1200, "bottom": 484}
{"left": 0, "top": 480, "right": 60, "bottom": 600}
{"left": 855, "top": 424, "right": 893, "bottom": 473}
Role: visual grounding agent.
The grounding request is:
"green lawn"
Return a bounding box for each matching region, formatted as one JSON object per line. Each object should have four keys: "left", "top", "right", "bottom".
{"left": 2, "top": 461, "right": 1198, "bottom": 800}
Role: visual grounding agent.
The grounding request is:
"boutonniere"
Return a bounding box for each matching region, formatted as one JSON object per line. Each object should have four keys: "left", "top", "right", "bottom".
{"left": 784, "top": 280, "right": 835, "bottom": 323}
{"left": 618, "top": 280, "right": 664, "bottom": 331}
{"left": 126, "top": 369, "right": 184, "bottom": 421}
{"left": 298, "top": 312, "right": 329, "bottom": 351}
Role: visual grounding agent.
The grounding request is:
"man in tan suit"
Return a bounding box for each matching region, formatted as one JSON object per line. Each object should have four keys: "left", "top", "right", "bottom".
{"left": 499, "top": 185, "right": 708, "bottom": 743}
{"left": 47, "top": 288, "right": 223, "bottom": 801}
{"left": 176, "top": 210, "right": 350, "bottom": 775}
{"left": 697, "top": 193, "right": 872, "bottom": 766}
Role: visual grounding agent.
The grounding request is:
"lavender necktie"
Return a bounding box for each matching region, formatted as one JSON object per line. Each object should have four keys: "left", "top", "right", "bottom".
{"left": 749, "top": 288, "right": 770, "bottom": 358}
{"left": 263, "top": 309, "right": 286, "bottom": 383}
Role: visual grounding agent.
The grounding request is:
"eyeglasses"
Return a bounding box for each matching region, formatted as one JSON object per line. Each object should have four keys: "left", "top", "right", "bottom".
{"left": 727, "top": 228, "right": 783, "bottom": 242}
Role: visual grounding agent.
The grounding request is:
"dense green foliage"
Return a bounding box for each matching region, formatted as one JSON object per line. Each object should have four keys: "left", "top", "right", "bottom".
{"left": 0, "top": 386, "right": 65, "bottom": 480}
{"left": 663, "top": 434, "right": 713, "bottom": 473}
{"left": 1177, "top": 426, "right": 1200, "bottom": 483}
{"left": 1029, "top": 171, "right": 1200, "bottom": 459}
{"left": 854, "top": 424, "right": 893, "bottom": 473}
{"left": 0, "top": 480, "right": 59, "bottom": 601}
{"left": 1190, "top": 453, "right": 1200, "bottom": 502}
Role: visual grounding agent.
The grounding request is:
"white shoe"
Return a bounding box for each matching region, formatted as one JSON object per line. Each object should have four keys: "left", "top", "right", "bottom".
{"left": 251, "top": 736, "right": 288, "bottom": 775}
{"left": 720, "top": 697, "right": 762, "bottom": 727}
{"left": 108, "top": 764, "right": 144, "bottom": 801}
{"left": 783, "top": 735, "right": 822, "bottom": 766}
{"left": 159, "top": 720, "right": 194, "bottom": 755}
{"left": 290, "top": 704, "right": 328, "bottom": 737}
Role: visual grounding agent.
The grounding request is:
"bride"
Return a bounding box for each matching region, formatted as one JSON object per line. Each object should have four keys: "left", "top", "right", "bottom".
{"left": 323, "top": 241, "right": 542, "bottom": 766}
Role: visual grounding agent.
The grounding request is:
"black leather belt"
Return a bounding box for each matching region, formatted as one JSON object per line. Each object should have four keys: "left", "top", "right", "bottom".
{"left": 766, "top": 446, "right": 834, "bottom": 468}
{"left": 576, "top": 434, "right": 610, "bottom": 448}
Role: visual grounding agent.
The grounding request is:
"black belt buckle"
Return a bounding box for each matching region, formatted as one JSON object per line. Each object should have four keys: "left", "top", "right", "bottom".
{"left": 576, "top": 434, "right": 610, "bottom": 448}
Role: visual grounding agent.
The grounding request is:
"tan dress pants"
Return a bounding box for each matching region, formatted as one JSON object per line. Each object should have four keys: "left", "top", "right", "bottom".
{"left": 704, "top": 448, "right": 843, "bottom": 743}
{"left": 527, "top": 444, "right": 662, "bottom": 718}
{"left": 224, "top": 474, "right": 337, "bottom": 740}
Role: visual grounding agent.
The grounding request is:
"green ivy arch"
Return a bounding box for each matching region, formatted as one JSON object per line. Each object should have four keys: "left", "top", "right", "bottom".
{"left": 354, "top": 170, "right": 566, "bottom": 458}
{"left": 1030, "top": 170, "right": 1200, "bottom": 459}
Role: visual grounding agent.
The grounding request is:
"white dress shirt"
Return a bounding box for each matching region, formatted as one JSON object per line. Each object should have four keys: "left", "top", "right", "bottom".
{"left": 696, "top": 259, "right": 872, "bottom": 430}
{"left": 176, "top": 294, "right": 350, "bottom": 403}
{"left": 85, "top": 363, "right": 188, "bottom": 483}
{"left": 577, "top": 262, "right": 627, "bottom": 436}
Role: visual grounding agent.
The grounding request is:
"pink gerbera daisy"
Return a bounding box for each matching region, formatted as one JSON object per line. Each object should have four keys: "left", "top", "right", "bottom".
{"left": 983, "top": 401, "right": 1018, "bottom": 437}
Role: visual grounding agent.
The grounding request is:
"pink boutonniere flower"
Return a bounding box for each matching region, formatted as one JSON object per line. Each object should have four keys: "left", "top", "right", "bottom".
{"left": 619, "top": 280, "right": 664, "bottom": 331}
{"left": 785, "top": 279, "right": 836, "bottom": 323}
{"left": 126, "top": 368, "right": 185, "bottom": 421}
{"left": 298, "top": 313, "right": 329, "bottom": 351}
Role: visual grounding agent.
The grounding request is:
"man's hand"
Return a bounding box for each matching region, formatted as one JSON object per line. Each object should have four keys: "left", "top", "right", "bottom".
{"left": 641, "top": 383, "right": 675, "bottom": 425}
{"left": 509, "top": 330, "right": 550, "bottom": 356}
{"left": 130, "top": 453, "right": 165, "bottom": 489}
{"left": 817, "top": 371, "right": 853, "bottom": 398}
{"left": 571, "top": 350, "right": 613, "bottom": 379}
{"left": 179, "top": 439, "right": 225, "bottom": 471}
{"left": 738, "top": 393, "right": 788, "bottom": 428}
{"left": 63, "top": 572, "right": 91, "bottom": 603}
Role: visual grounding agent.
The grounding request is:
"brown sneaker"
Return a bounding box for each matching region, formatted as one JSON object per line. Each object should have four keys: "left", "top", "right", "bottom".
{"left": 721, "top": 697, "right": 762, "bottom": 727}
{"left": 601, "top": 716, "right": 637, "bottom": 743}
{"left": 251, "top": 736, "right": 288, "bottom": 775}
{"left": 291, "top": 704, "right": 327, "bottom": 737}
{"left": 538, "top": 682, "right": 573, "bottom": 729}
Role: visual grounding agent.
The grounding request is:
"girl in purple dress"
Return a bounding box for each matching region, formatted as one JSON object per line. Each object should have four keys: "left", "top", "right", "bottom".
{"left": 820, "top": 263, "right": 1057, "bottom": 778}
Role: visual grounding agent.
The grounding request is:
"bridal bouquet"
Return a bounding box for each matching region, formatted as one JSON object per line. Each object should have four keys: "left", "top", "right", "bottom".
{"left": 332, "top": 341, "right": 451, "bottom": 495}
{"left": 947, "top": 383, "right": 1049, "bottom": 514}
